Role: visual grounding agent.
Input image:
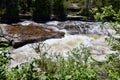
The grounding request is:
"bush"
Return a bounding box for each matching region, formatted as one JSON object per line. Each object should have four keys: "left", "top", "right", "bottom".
{"left": 91, "top": 5, "right": 117, "bottom": 22}
{"left": 0, "top": 43, "right": 11, "bottom": 80}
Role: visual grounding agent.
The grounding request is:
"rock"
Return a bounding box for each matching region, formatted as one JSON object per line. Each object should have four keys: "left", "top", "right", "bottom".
{"left": 58, "top": 21, "right": 90, "bottom": 34}
{"left": 67, "top": 3, "right": 80, "bottom": 12}
{"left": 19, "top": 13, "right": 32, "bottom": 21}
{"left": 66, "top": 15, "right": 86, "bottom": 20}
{"left": 57, "top": 21, "right": 115, "bottom": 35}
{"left": 0, "top": 24, "right": 65, "bottom": 48}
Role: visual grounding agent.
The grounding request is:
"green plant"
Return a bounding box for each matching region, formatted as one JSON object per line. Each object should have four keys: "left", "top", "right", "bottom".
{"left": 1, "top": 41, "right": 120, "bottom": 79}
{"left": 92, "top": 5, "right": 120, "bottom": 79}
{"left": 91, "top": 5, "right": 116, "bottom": 21}
{"left": 0, "top": 43, "right": 11, "bottom": 80}
{"left": 5, "top": 43, "right": 99, "bottom": 80}
{"left": 54, "top": 45, "right": 98, "bottom": 80}
{"left": 32, "top": 44, "right": 99, "bottom": 79}
{"left": 105, "top": 53, "right": 120, "bottom": 80}
{"left": 6, "top": 62, "right": 40, "bottom": 80}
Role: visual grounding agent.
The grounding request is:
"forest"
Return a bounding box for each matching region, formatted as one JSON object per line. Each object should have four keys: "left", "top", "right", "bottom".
{"left": 0, "top": 0, "right": 120, "bottom": 23}
{"left": 0, "top": 0, "right": 120, "bottom": 80}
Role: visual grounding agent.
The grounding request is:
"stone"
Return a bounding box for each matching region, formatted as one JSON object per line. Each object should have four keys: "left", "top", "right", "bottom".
{"left": 67, "top": 3, "right": 80, "bottom": 12}
{"left": 66, "top": 15, "right": 86, "bottom": 20}
{"left": 57, "top": 21, "right": 90, "bottom": 34}
{"left": 0, "top": 24, "right": 65, "bottom": 48}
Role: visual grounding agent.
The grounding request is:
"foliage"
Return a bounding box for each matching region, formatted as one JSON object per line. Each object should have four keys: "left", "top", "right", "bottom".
{"left": 0, "top": 43, "right": 11, "bottom": 80}
{"left": 53, "top": 0, "right": 66, "bottom": 20}
{"left": 18, "top": 0, "right": 33, "bottom": 14}
{"left": 7, "top": 44, "right": 99, "bottom": 80}
{"left": 0, "top": 41, "right": 120, "bottom": 79}
{"left": 91, "top": 5, "right": 116, "bottom": 21}
{"left": 0, "top": 0, "right": 120, "bottom": 22}
{"left": 105, "top": 53, "right": 120, "bottom": 80}
{"left": 1, "top": 0, "right": 19, "bottom": 23}
{"left": 33, "top": 0, "right": 51, "bottom": 21}
{"left": 6, "top": 62, "right": 40, "bottom": 80}
{"left": 106, "top": 22, "right": 120, "bottom": 51}
{"left": 91, "top": 5, "right": 120, "bottom": 51}
{"left": 92, "top": 5, "right": 120, "bottom": 80}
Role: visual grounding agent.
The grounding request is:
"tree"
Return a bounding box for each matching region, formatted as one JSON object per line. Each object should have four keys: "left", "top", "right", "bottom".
{"left": 1, "top": 0, "right": 19, "bottom": 23}
{"left": 53, "top": 0, "right": 66, "bottom": 20}
{"left": 0, "top": 0, "right": 6, "bottom": 22}
{"left": 19, "top": 0, "right": 33, "bottom": 14}
{"left": 33, "top": 0, "right": 51, "bottom": 21}
{"left": 109, "top": 0, "right": 120, "bottom": 12}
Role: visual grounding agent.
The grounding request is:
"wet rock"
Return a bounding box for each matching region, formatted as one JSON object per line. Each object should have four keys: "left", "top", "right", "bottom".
{"left": 67, "top": 3, "right": 80, "bottom": 12}
{"left": 66, "top": 15, "right": 86, "bottom": 21}
{"left": 0, "top": 24, "right": 64, "bottom": 48}
{"left": 58, "top": 21, "right": 91, "bottom": 34}
{"left": 57, "top": 21, "right": 114, "bottom": 35}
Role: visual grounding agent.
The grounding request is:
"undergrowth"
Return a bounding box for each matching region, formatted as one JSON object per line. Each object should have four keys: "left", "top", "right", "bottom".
{"left": 0, "top": 42, "right": 120, "bottom": 80}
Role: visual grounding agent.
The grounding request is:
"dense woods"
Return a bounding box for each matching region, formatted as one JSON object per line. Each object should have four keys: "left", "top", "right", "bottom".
{"left": 0, "top": 0, "right": 120, "bottom": 23}
{"left": 53, "top": 0, "right": 66, "bottom": 20}
{"left": 1, "top": 0, "right": 19, "bottom": 23}
{"left": 33, "top": 0, "right": 51, "bottom": 21}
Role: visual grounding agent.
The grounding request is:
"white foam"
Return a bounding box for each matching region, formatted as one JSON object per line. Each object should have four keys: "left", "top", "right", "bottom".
{"left": 46, "top": 21, "right": 61, "bottom": 26}
{"left": 9, "top": 34, "right": 113, "bottom": 67}
{"left": 8, "top": 21, "right": 119, "bottom": 67}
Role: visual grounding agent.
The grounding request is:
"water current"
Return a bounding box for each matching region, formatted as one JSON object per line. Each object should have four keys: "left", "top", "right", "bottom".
{"left": 7, "top": 21, "right": 117, "bottom": 67}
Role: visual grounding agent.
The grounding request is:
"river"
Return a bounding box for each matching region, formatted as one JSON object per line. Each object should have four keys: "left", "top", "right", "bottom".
{"left": 4, "top": 20, "right": 116, "bottom": 68}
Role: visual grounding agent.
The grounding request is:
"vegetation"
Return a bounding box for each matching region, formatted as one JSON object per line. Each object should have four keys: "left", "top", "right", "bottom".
{"left": 1, "top": 0, "right": 19, "bottom": 23}
{"left": 19, "top": 0, "right": 33, "bottom": 14}
{"left": 0, "top": 0, "right": 120, "bottom": 23}
{"left": 33, "top": 0, "right": 51, "bottom": 21}
{"left": 0, "top": 0, "right": 66, "bottom": 23}
{"left": 53, "top": 0, "right": 66, "bottom": 20}
{"left": 0, "top": 0, "right": 120, "bottom": 79}
{"left": 0, "top": 41, "right": 120, "bottom": 79}
{"left": 0, "top": 43, "right": 11, "bottom": 80}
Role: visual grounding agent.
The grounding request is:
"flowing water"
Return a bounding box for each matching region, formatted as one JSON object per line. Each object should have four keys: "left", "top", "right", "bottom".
{"left": 8, "top": 21, "right": 117, "bottom": 67}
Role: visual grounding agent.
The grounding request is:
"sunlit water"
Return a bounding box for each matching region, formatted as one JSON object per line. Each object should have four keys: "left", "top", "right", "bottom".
{"left": 7, "top": 21, "right": 117, "bottom": 67}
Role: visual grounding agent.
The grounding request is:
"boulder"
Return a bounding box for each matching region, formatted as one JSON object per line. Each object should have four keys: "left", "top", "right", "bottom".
{"left": 57, "top": 21, "right": 90, "bottom": 34}
{"left": 0, "top": 24, "right": 64, "bottom": 48}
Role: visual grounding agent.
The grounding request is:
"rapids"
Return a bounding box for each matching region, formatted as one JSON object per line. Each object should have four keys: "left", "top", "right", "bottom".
{"left": 7, "top": 21, "right": 117, "bottom": 67}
